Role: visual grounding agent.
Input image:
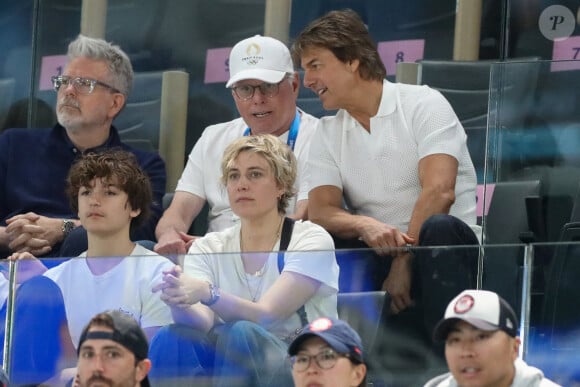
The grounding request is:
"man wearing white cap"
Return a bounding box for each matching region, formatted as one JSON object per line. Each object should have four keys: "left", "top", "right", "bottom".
{"left": 424, "top": 290, "right": 560, "bottom": 387}
{"left": 155, "top": 35, "right": 318, "bottom": 256}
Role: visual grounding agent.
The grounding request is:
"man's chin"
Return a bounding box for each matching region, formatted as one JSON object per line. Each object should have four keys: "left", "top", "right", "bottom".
{"left": 57, "top": 116, "right": 83, "bottom": 132}
{"left": 85, "top": 379, "right": 113, "bottom": 387}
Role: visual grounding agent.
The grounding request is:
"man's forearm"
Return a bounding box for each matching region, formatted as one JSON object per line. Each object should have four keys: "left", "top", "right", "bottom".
{"left": 310, "top": 206, "right": 366, "bottom": 240}
{"left": 406, "top": 190, "right": 454, "bottom": 242}
{"left": 0, "top": 226, "right": 10, "bottom": 248}
{"left": 155, "top": 214, "right": 190, "bottom": 241}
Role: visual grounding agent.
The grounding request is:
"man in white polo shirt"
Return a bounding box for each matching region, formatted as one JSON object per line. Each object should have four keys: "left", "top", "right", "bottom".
{"left": 292, "top": 10, "right": 481, "bottom": 375}
{"left": 155, "top": 35, "right": 318, "bottom": 257}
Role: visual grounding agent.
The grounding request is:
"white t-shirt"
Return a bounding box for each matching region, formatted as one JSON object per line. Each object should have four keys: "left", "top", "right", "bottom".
{"left": 184, "top": 220, "right": 339, "bottom": 339}
{"left": 43, "top": 244, "right": 174, "bottom": 348}
{"left": 176, "top": 109, "right": 318, "bottom": 232}
{"left": 308, "top": 80, "right": 479, "bottom": 235}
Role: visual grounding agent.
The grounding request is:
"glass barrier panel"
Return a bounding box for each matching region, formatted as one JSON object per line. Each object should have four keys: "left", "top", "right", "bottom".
{"left": 0, "top": 245, "right": 491, "bottom": 386}
{"left": 3, "top": 243, "right": 577, "bottom": 384}
{"left": 486, "top": 59, "right": 580, "bottom": 243}
{"left": 525, "top": 241, "right": 580, "bottom": 386}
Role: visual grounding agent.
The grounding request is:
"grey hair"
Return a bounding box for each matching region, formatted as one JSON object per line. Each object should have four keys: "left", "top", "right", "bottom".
{"left": 67, "top": 34, "right": 133, "bottom": 96}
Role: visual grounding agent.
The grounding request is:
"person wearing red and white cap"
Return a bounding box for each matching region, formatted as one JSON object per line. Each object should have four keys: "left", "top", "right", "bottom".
{"left": 424, "top": 290, "right": 561, "bottom": 387}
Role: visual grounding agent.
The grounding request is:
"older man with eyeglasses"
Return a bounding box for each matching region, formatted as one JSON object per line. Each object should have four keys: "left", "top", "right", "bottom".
{"left": 0, "top": 34, "right": 166, "bottom": 259}
{"left": 154, "top": 34, "right": 319, "bottom": 257}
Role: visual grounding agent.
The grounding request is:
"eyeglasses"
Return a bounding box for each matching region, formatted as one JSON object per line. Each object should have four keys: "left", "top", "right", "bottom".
{"left": 290, "top": 349, "right": 350, "bottom": 372}
{"left": 51, "top": 75, "right": 121, "bottom": 95}
{"left": 231, "top": 79, "right": 285, "bottom": 100}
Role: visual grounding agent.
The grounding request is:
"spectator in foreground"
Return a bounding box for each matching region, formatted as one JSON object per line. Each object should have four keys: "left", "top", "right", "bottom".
{"left": 288, "top": 316, "right": 367, "bottom": 387}
{"left": 76, "top": 310, "right": 152, "bottom": 387}
{"left": 424, "top": 289, "right": 561, "bottom": 387}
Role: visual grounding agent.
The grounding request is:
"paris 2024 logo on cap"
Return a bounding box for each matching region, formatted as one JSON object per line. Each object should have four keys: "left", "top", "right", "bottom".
{"left": 242, "top": 43, "right": 263, "bottom": 66}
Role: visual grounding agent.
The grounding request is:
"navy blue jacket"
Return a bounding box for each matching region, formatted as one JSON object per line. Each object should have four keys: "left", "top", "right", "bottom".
{"left": 0, "top": 124, "right": 166, "bottom": 247}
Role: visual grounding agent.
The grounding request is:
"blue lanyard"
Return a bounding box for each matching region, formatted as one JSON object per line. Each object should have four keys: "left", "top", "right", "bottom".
{"left": 243, "top": 109, "right": 300, "bottom": 151}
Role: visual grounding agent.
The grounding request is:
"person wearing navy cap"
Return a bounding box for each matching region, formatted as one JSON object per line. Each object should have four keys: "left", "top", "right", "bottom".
{"left": 288, "top": 317, "right": 367, "bottom": 387}
{"left": 424, "top": 290, "right": 561, "bottom": 387}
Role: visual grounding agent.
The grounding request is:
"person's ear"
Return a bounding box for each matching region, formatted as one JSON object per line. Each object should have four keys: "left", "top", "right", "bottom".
{"left": 347, "top": 59, "right": 360, "bottom": 74}
{"left": 351, "top": 363, "right": 367, "bottom": 386}
{"left": 108, "top": 93, "right": 126, "bottom": 119}
{"left": 125, "top": 200, "right": 141, "bottom": 219}
{"left": 130, "top": 207, "right": 141, "bottom": 219}
{"left": 511, "top": 337, "right": 521, "bottom": 361}
{"left": 276, "top": 185, "right": 285, "bottom": 200}
{"left": 135, "top": 359, "right": 151, "bottom": 384}
{"left": 291, "top": 71, "right": 300, "bottom": 95}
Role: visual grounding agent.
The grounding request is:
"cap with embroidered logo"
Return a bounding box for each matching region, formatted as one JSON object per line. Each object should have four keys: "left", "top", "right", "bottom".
{"left": 226, "top": 35, "right": 294, "bottom": 88}
{"left": 433, "top": 289, "right": 519, "bottom": 341}
{"left": 288, "top": 317, "right": 364, "bottom": 362}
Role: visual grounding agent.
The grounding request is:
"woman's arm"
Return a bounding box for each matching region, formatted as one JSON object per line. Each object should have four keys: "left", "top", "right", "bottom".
{"left": 157, "top": 265, "right": 321, "bottom": 330}
{"left": 210, "top": 271, "right": 321, "bottom": 327}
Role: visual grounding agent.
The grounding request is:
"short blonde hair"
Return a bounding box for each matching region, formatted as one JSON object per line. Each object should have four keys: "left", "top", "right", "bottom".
{"left": 221, "top": 134, "right": 297, "bottom": 213}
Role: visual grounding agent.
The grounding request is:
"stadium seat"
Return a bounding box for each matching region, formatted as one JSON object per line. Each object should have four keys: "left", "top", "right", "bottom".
{"left": 114, "top": 71, "right": 164, "bottom": 152}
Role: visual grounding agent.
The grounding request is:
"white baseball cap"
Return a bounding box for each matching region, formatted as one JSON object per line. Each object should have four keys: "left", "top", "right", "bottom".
{"left": 226, "top": 35, "right": 294, "bottom": 88}
{"left": 433, "top": 289, "right": 519, "bottom": 341}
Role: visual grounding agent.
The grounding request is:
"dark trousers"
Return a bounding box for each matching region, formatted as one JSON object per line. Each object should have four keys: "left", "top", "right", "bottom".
{"left": 335, "top": 214, "right": 479, "bottom": 378}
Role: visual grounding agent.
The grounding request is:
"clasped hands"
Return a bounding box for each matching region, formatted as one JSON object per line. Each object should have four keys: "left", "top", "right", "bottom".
{"left": 5, "top": 212, "right": 64, "bottom": 255}
{"left": 359, "top": 219, "right": 415, "bottom": 315}
{"left": 153, "top": 265, "right": 206, "bottom": 309}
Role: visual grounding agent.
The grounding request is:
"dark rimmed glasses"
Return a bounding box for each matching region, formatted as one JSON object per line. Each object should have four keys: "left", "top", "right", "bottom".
{"left": 231, "top": 79, "right": 285, "bottom": 100}
{"left": 290, "top": 348, "right": 350, "bottom": 372}
{"left": 51, "top": 75, "right": 121, "bottom": 95}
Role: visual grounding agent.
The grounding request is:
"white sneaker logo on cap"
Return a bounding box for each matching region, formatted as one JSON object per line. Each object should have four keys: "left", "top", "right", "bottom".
{"left": 454, "top": 294, "right": 475, "bottom": 314}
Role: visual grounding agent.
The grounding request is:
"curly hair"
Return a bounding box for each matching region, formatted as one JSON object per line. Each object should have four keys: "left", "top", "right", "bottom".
{"left": 221, "top": 134, "right": 297, "bottom": 214}
{"left": 66, "top": 149, "right": 151, "bottom": 228}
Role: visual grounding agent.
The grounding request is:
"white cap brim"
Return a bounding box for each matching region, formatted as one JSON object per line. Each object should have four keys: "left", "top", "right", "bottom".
{"left": 226, "top": 68, "right": 287, "bottom": 88}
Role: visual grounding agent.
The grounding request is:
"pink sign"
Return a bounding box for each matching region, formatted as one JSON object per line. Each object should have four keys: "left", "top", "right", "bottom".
{"left": 377, "top": 39, "right": 425, "bottom": 77}
{"left": 551, "top": 35, "right": 580, "bottom": 72}
{"left": 204, "top": 47, "right": 232, "bottom": 84}
{"left": 39, "top": 55, "right": 68, "bottom": 91}
{"left": 476, "top": 183, "right": 496, "bottom": 217}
